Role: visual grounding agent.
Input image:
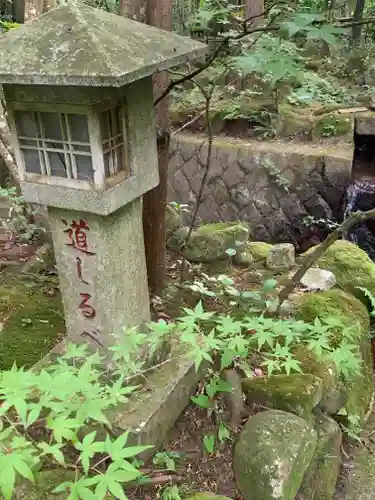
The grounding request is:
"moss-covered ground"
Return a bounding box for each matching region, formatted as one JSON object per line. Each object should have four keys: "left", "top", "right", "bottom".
{"left": 0, "top": 270, "right": 65, "bottom": 370}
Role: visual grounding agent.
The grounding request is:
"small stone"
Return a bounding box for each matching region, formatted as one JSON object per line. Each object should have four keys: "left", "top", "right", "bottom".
{"left": 248, "top": 241, "right": 273, "bottom": 261}
{"left": 165, "top": 204, "right": 182, "bottom": 236}
{"left": 300, "top": 268, "right": 336, "bottom": 291}
{"left": 242, "top": 374, "right": 323, "bottom": 420}
{"left": 266, "top": 243, "right": 295, "bottom": 270}
{"left": 233, "top": 410, "right": 317, "bottom": 500}
{"left": 234, "top": 247, "right": 254, "bottom": 266}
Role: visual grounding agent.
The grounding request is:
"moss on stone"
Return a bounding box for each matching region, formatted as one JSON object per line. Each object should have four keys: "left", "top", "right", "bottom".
{"left": 303, "top": 241, "right": 375, "bottom": 304}
{"left": 182, "top": 222, "right": 250, "bottom": 263}
{"left": 297, "top": 412, "right": 342, "bottom": 500}
{"left": 233, "top": 410, "right": 317, "bottom": 500}
{"left": 277, "top": 104, "right": 313, "bottom": 138}
{"left": 242, "top": 374, "right": 323, "bottom": 420}
{"left": 0, "top": 273, "right": 65, "bottom": 370}
{"left": 295, "top": 289, "right": 373, "bottom": 423}
{"left": 296, "top": 288, "right": 370, "bottom": 333}
{"left": 292, "top": 346, "right": 345, "bottom": 416}
{"left": 313, "top": 113, "right": 353, "bottom": 139}
{"left": 247, "top": 241, "right": 273, "bottom": 261}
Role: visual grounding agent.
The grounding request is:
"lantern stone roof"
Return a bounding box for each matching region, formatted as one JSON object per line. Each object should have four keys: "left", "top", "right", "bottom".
{"left": 0, "top": 3, "right": 207, "bottom": 87}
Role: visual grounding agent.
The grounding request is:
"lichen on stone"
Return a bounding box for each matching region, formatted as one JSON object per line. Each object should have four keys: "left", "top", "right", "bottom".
{"left": 233, "top": 410, "right": 317, "bottom": 500}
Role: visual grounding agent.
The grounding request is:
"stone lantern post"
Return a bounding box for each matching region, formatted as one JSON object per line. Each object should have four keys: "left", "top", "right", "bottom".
{"left": 0, "top": 3, "right": 207, "bottom": 348}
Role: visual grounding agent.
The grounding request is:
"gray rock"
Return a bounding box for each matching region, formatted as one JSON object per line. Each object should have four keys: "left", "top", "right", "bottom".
{"left": 165, "top": 204, "right": 182, "bottom": 236}
{"left": 300, "top": 268, "right": 336, "bottom": 291}
{"left": 266, "top": 243, "right": 295, "bottom": 270}
{"left": 233, "top": 410, "right": 317, "bottom": 500}
{"left": 356, "top": 112, "right": 375, "bottom": 135}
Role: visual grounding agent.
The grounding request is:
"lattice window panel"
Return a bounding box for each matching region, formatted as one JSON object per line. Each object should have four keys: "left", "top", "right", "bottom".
{"left": 14, "top": 110, "right": 93, "bottom": 181}
{"left": 100, "top": 106, "right": 128, "bottom": 178}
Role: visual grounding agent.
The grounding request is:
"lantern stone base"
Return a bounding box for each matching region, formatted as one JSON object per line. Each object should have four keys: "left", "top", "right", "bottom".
{"left": 48, "top": 199, "right": 150, "bottom": 348}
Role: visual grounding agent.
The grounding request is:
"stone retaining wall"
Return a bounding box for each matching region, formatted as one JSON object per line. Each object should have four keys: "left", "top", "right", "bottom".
{"left": 168, "top": 134, "right": 353, "bottom": 244}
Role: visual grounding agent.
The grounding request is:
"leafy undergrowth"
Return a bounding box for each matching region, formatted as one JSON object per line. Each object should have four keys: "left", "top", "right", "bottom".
{"left": 127, "top": 402, "right": 246, "bottom": 500}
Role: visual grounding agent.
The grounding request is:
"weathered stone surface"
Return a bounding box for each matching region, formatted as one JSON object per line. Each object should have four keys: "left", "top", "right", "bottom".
{"left": 233, "top": 410, "right": 317, "bottom": 500}
{"left": 182, "top": 222, "right": 249, "bottom": 262}
{"left": 168, "top": 135, "right": 353, "bottom": 243}
{"left": 297, "top": 413, "right": 342, "bottom": 500}
{"left": 0, "top": 4, "right": 207, "bottom": 87}
{"left": 242, "top": 374, "right": 323, "bottom": 420}
{"left": 295, "top": 289, "right": 373, "bottom": 423}
{"left": 300, "top": 268, "right": 336, "bottom": 291}
{"left": 304, "top": 240, "right": 375, "bottom": 304}
{"left": 355, "top": 112, "right": 375, "bottom": 135}
{"left": 49, "top": 201, "right": 151, "bottom": 349}
{"left": 266, "top": 243, "right": 295, "bottom": 270}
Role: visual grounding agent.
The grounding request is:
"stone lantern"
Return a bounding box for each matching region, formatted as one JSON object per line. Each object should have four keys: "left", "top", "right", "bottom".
{"left": 0, "top": 3, "right": 207, "bottom": 348}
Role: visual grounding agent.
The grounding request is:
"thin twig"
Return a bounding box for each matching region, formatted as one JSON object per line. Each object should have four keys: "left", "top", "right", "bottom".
{"left": 277, "top": 208, "right": 375, "bottom": 310}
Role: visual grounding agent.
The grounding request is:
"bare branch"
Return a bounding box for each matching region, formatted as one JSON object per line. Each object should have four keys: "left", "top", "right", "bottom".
{"left": 277, "top": 208, "right": 375, "bottom": 309}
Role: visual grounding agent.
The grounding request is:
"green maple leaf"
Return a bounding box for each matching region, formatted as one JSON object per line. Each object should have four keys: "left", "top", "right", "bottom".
{"left": 75, "top": 432, "right": 106, "bottom": 473}
{"left": 105, "top": 432, "right": 152, "bottom": 462}
{"left": 46, "top": 415, "right": 80, "bottom": 443}
{"left": 38, "top": 442, "right": 66, "bottom": 466}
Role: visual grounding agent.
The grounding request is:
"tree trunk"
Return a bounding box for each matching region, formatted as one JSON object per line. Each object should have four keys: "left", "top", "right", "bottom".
{"left": 119, "top": 0, "right": 172, "bottom": 294}
{"left": 352, "top": 0, "right": 366, "bottom": 46}
{"left": 143, "top": 0, "right": 172, "bottom": 294}
{"left": 245, "top": 0, "right": 264, "bottom": 26}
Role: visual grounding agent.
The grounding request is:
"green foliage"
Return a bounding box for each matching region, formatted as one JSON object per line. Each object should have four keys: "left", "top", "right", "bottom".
{"left": 0, "top": 344, "right": 155, "bottom": 499}
{"left": 0, "top": 187, "right": 45, "bottom": 243}
{"left": 0, "top": 20, "right": 20, "bottom": 34}
{"left": 153, "top": 451, "right": 181, "bottom": 471}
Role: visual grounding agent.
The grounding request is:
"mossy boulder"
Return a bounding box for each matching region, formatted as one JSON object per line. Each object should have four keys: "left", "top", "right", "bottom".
{"left": 313, "top": 113, "right": 353, "bottom": 140}
{"left": 182, "top": 222, "right": 250, "bottom": 263}
{"left": 303, "top": 240, "right": 375, "bottom": 304}
{"left": 242, "top": 374, "right": 323, "bottom": 420}
{"left": 292, "top": 347, "right": 346, "bottom": 416}
{"left": 295, "top": 289, "right": 373, "bottom": 423}
{"left": 233, "top": 410, "right": 317, "bottom": 500}
{"left": 247, "top": 241, "right": 273, "bottom": 261}
{"left": 297, "top": 413, "right": 342, "bottom": 500}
